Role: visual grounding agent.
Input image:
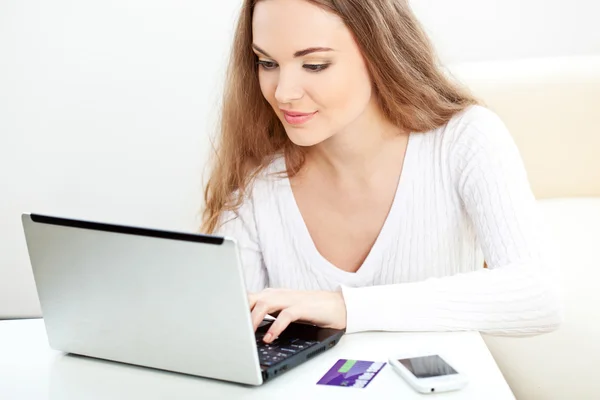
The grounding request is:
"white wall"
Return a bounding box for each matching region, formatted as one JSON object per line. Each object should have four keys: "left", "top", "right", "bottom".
{"left": 412, "top": 0, "right": 600, "bottom": 63}
{"left": 0, "top": 0, "right": 240, "bottom": 318}
{"left": 1, "top": 0, "right": 599, "bottom": 318}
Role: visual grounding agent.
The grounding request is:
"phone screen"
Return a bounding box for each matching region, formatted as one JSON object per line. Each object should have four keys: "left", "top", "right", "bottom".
{"left": 398, "top": 355, "right": 457, "bottom": 378}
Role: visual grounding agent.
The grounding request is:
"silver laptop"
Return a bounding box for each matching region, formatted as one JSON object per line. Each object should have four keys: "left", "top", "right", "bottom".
{"left": 21, "top": 213, "right": 344, "bottom": 385}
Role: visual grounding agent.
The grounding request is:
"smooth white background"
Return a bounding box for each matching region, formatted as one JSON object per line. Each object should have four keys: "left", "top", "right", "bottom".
{"left": 2, "top": 0, "right": 600, "bottom": 318}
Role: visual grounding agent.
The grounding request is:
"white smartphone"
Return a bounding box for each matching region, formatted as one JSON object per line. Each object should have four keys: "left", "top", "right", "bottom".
{"left": 388, "top": 354, "right": 468, "bottom": 394}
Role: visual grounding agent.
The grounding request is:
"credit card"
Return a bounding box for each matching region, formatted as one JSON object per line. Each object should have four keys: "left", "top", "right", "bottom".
{"left": 317, "top": 359, "right": 386, "bottom": 388}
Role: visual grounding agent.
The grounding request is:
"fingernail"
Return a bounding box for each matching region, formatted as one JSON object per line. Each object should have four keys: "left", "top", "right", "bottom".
{"left": 264, "top": 333, "right": 272, "bottom": 342}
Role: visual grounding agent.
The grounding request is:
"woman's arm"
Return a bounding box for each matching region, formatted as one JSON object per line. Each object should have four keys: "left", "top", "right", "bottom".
{"left": 342, "top": 107, "right": 563, "bottom": 336}
{"left": 216, "top": 195, "right": 269, "bottom": 293}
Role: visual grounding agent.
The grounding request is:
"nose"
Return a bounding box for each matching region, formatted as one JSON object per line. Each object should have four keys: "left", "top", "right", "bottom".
{"left": 274, "top": 70, "right": 303, "bottom": 104}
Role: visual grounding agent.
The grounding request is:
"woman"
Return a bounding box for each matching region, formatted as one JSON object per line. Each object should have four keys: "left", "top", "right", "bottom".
{"left": 202, "top": 0, "right": 563, "bottom": 343}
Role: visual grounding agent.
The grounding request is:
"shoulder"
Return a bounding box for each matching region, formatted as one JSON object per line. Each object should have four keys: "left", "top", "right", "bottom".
{"left": 450, "top": 104, "right": 505, "bottom": 129}
{"left": 250, "top": 154, "right": 288, "bottom": 196}
{"left": 226, "top": 155, "right": 287, "bottom": 213}
{"left": 437, "top": 105, "right": 509, "bottom": 144}
{"left": 418, "top": 105, "right": 512, "bottom": 151}
{"left": 415, "top": 105, "right": 526, "bottom": 190}
{"left": 448, "top": 105, "right": 513, "bottom": 147}
{"left": 437, "top": 105, "right": 520, "bottom": 165}
{"left": 415, "top": 105, "right": 519, "bottom": 172}
{"left": 216, "top": 155, "right": 288, "bottom": 235}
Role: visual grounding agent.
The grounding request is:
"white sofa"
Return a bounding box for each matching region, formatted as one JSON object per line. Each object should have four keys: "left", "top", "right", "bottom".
{"left": 451, "top": 55, "right": 600, "bottom": 400}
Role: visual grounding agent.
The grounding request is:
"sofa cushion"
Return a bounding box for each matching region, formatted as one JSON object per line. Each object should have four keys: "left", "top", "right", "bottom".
{"left": 484, "top": 197, "right": 600, "bottom": 400}
{"left": 450, "top": 56, "right": 600, "bottom": 199}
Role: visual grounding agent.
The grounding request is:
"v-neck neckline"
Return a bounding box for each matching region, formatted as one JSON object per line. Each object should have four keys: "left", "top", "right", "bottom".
{"left": 280, "top": 133, "right": 419, "bottom": 285}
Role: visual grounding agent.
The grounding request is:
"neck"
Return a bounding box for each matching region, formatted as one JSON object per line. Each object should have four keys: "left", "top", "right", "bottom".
{"left": 307, "top": 102, "right": 409, "bottom": 185}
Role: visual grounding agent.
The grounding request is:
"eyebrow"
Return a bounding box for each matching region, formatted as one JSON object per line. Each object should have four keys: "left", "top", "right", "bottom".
{"left": 252, "top": 44, "right": 334, "bottom": 58}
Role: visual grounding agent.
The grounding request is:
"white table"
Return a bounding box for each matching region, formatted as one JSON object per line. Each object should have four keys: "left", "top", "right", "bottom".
{"left": 0, "top": 319, "right": 514, "bottom": 399}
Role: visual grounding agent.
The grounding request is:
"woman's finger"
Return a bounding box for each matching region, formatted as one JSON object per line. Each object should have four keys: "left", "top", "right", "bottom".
{"left": 247, "top": 293, "right": 257, "bottom": 310}
{"left": 250, "top": 299, "right": 272, "bottom": 331}
{"left": 250, "top": 298, "right": 289, "bottom": 331}
{"left": 264, "top": 308, "right": 299, "bottom": 343}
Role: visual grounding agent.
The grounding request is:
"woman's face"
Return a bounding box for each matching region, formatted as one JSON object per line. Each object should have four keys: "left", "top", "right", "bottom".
{"left": 252, "top": 0, "right": 374, "bottom": 147}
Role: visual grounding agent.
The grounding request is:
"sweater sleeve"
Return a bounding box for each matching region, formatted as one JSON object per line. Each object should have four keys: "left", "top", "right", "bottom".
{"left": 215, "top": 194, "right": 268, "bottom": 293}
{"left": 341, "top": 107, "right": 564, "bottom": 336}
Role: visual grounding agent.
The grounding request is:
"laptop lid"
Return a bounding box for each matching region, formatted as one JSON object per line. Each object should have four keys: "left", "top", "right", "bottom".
{"left": 21, "top": 213, "right": 263, "bottom": 385}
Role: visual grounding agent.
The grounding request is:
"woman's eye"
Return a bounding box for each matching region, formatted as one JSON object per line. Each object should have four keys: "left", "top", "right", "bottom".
{"left": 304, "top": 64, "right": 330, "bottom": 72}
{"left": 256, "top": 60, "right": 330, "bottom": 73}
{"left": 257, "top": 60, "right": 278, "bottom": 70}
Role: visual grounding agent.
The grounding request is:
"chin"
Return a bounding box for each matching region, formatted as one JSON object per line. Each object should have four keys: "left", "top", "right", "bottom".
{"left": 286, "top": 132, "right": 328, "bottom": 147}
{"left": 284, "top": 125, "right": 333, "bottom": 147}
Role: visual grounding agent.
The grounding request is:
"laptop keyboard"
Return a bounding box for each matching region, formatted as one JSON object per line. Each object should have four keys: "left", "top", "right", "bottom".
{"left": 255, "top": 333, "right": 318, "bottom": 366}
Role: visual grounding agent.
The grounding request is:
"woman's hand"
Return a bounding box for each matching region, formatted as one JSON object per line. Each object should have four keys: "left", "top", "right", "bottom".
{"left": 248, "top": 289, "right": 347, "bottom": 343}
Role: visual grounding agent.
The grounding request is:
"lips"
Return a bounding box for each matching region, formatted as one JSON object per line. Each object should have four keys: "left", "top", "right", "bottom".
{"left": 282, "top": 110, "right": 318, "bottom": 125}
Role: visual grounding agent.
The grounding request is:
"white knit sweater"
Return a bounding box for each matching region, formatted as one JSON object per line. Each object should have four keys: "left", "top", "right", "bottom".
{"left": 217, "top": 105, "right": 563, "bottom": 336}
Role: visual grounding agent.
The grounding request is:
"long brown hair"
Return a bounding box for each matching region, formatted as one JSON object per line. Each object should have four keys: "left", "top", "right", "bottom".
{"left": 201, "top": 0, "right": 478, "bottom": 234}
